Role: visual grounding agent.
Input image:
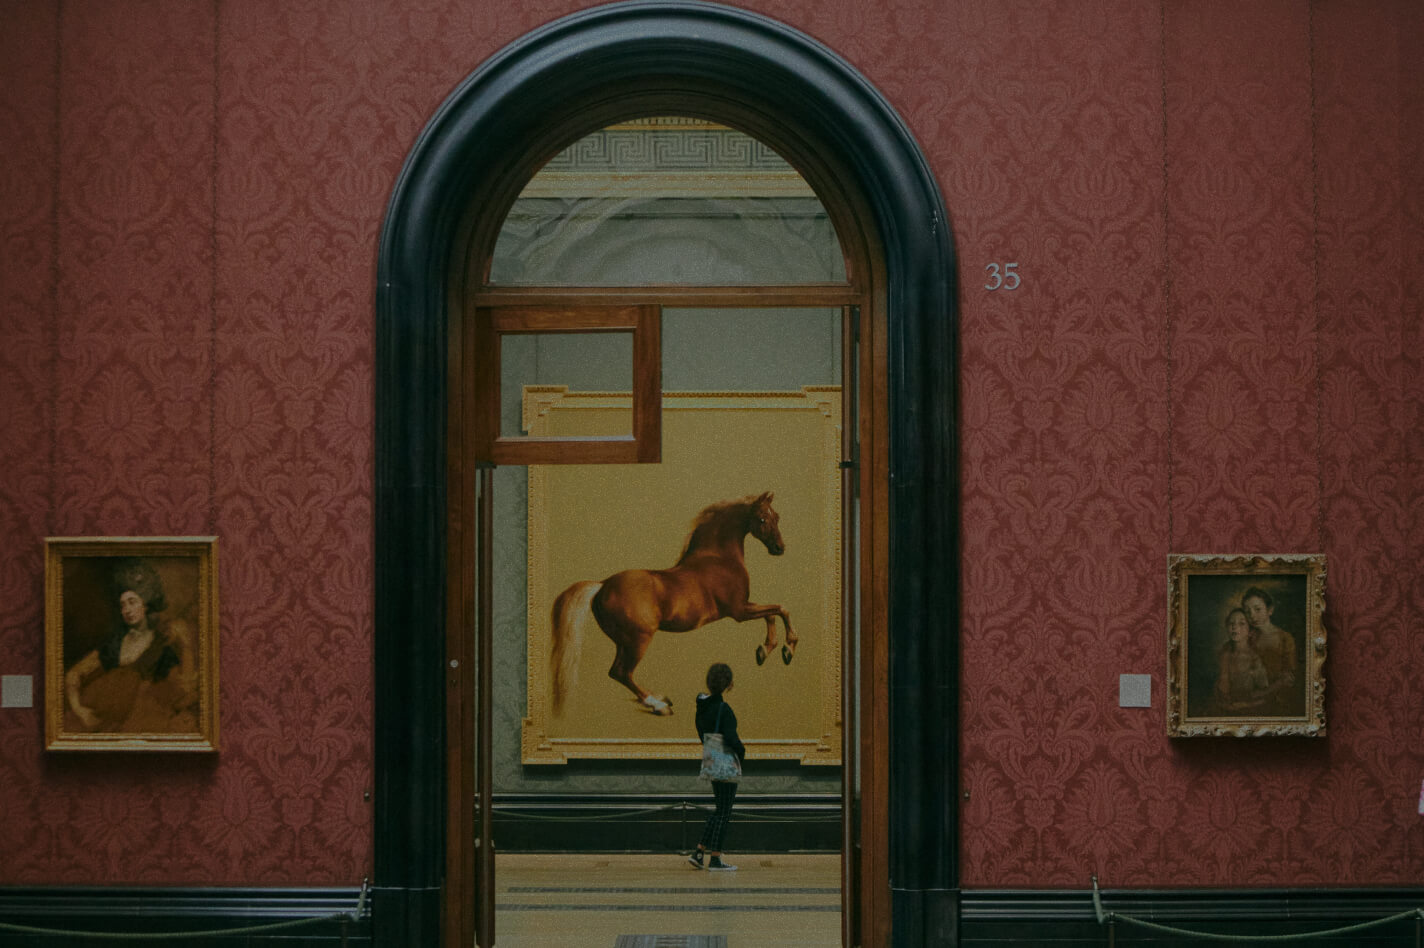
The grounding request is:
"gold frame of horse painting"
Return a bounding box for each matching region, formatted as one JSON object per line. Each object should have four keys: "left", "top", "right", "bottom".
{"left": 45, "top": 536, "right": 220, "bottom": 752}
{"left": 1166, "top": 553, "right": 1326, "bottom": 738}
{"left": 522, "top": 388, "right": 843, "bottom": 765}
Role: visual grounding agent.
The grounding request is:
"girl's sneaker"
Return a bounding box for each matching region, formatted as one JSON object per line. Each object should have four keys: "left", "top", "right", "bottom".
{"left": 707, "top": 857, "right": 737, "bottom": 871}
{"left": 686, "top": 850, "right": 705, "bottom": 869}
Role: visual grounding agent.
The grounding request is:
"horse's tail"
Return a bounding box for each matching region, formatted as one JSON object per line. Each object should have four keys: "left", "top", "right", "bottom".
{"left": 551, "top": 581, "right": 601, "bottom": 717}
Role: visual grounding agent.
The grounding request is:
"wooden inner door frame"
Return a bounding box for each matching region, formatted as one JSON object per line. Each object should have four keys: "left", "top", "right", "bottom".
{"left": 449, "top": 286, "right": 876, "bottom": 948}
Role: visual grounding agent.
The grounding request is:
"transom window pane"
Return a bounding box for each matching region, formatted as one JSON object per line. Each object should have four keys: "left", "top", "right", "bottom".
{"left": 489, "top": 118, "right": 846, "bottom": 285}
{"left": 499, "top": 332, "right": 634, "bottom": 439}
{"left": 662, "top": 308, "right": 841, "bottom": 390}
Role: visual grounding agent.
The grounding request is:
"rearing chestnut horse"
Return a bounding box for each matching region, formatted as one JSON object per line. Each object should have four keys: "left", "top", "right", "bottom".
{"left": 550, "top": 492, "right": 796, "bottom": 716}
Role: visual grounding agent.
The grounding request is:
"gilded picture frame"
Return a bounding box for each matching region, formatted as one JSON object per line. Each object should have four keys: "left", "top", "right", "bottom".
{"left": 45, "top": 536, "right": 219, "bottom": 752}
{"left": 522, "top": 387, "right": 842, "bottom": 765}
{"left": 1166, "top": 553, "right": 1326, "bottom": 738}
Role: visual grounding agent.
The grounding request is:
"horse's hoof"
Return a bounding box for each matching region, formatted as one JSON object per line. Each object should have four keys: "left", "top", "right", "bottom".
{"left": 755, "top": 645, "right": 768, "bottom": 666}
{"left": 782, "top": 645, "right": 794, "bottom": 665}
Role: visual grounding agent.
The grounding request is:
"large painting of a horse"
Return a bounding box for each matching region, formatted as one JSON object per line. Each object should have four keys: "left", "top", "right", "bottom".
{"left": 520, "top": 387, "right": 842, "bottom": 765}
{"left": 551, "top": 491, "right": 796, "bottom": 717}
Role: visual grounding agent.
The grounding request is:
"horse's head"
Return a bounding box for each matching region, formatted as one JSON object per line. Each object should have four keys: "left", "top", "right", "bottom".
{"left": 749, "top": 491, "right": 785, "bottom": 556}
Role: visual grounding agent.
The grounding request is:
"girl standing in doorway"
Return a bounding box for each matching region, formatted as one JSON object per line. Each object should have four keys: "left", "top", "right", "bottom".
{"left": 688, "top": 662, "right": 745, "bottom": 871}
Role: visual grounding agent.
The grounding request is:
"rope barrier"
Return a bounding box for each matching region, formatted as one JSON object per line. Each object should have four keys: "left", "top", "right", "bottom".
{"left": 492, "top": 800, "right": 840, "bottom": 823}
{"left": 1092, "top": 875, "right": 1424, "bottom": 944}
{"left": 494, "top": 803, "right": 685, "bottom": 822}
{"left": 724, "top": 807, "right": 838, "bottom": 823}
{"left": 0, "top": 880, "right": 368, "bottom": 942}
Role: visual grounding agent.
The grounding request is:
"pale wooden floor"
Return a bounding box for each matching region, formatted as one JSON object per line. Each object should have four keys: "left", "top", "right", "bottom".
{"left": 491, "top": 852, "right": 842, "bottom": 947}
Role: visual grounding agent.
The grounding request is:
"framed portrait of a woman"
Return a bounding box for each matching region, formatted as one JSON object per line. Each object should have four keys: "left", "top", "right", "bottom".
{"left": 45, "top": 537, "right": 219, "bottom": 752}
{"left": 1166, "top": 553, "right": 1326, "bottom": 738}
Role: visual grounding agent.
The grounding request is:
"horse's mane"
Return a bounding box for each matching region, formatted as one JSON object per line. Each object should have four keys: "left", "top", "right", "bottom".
{"left": 677, "top": 494, "right": 761, "bottom": 559}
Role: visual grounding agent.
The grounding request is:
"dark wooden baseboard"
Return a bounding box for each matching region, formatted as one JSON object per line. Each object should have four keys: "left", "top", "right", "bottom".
{"left": 2, "top": 878, "right": 1418, "bottom": 946}
{"left": 0, "top": 886, "right": 370, "bottom": 947}
{"left": 491, "top": 792, "right": 843, "bottom": 852}
{"left": 961, "top": 886, "right": 1424, "bottom": 946}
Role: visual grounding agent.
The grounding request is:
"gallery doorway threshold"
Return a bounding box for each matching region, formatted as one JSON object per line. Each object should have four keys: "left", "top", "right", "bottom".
{"left": 495, "top": 853, "right": 841, "bottom": 947}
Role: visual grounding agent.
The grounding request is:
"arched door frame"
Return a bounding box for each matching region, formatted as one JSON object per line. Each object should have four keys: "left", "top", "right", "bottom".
{"left": 374, "top": 3, "right": 960, "bottom": 944}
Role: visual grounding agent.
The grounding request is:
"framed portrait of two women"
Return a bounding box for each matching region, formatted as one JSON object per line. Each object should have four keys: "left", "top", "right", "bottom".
{"left": 44, "top": 537, "right": 219, "bottom": 752}
{"left": 1166, "top": 553, "right": 1326, "bottom": 738}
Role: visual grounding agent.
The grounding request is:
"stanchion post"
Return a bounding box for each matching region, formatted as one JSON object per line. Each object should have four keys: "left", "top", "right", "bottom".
{"left": 1107, "top": 917, "right": 1115, "bottom": 948}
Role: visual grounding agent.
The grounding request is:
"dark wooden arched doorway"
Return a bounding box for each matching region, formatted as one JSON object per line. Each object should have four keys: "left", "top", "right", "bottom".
{"left": 374, "top": 3, "right": 959, "bottom": 945}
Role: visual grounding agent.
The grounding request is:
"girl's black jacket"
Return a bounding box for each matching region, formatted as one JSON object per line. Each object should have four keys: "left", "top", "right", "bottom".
{"left": 694, "top": 692, "right": 745, "bottom": 764}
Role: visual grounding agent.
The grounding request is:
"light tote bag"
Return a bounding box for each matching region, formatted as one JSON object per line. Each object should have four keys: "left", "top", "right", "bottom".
{"left": 698, "top": 703, "right": 742, "bottom": 782}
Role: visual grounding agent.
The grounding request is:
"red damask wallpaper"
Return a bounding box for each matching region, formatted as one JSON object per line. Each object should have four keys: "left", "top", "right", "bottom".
{"left": 0, "top": 0, "right": 1419, "bottom": 888}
